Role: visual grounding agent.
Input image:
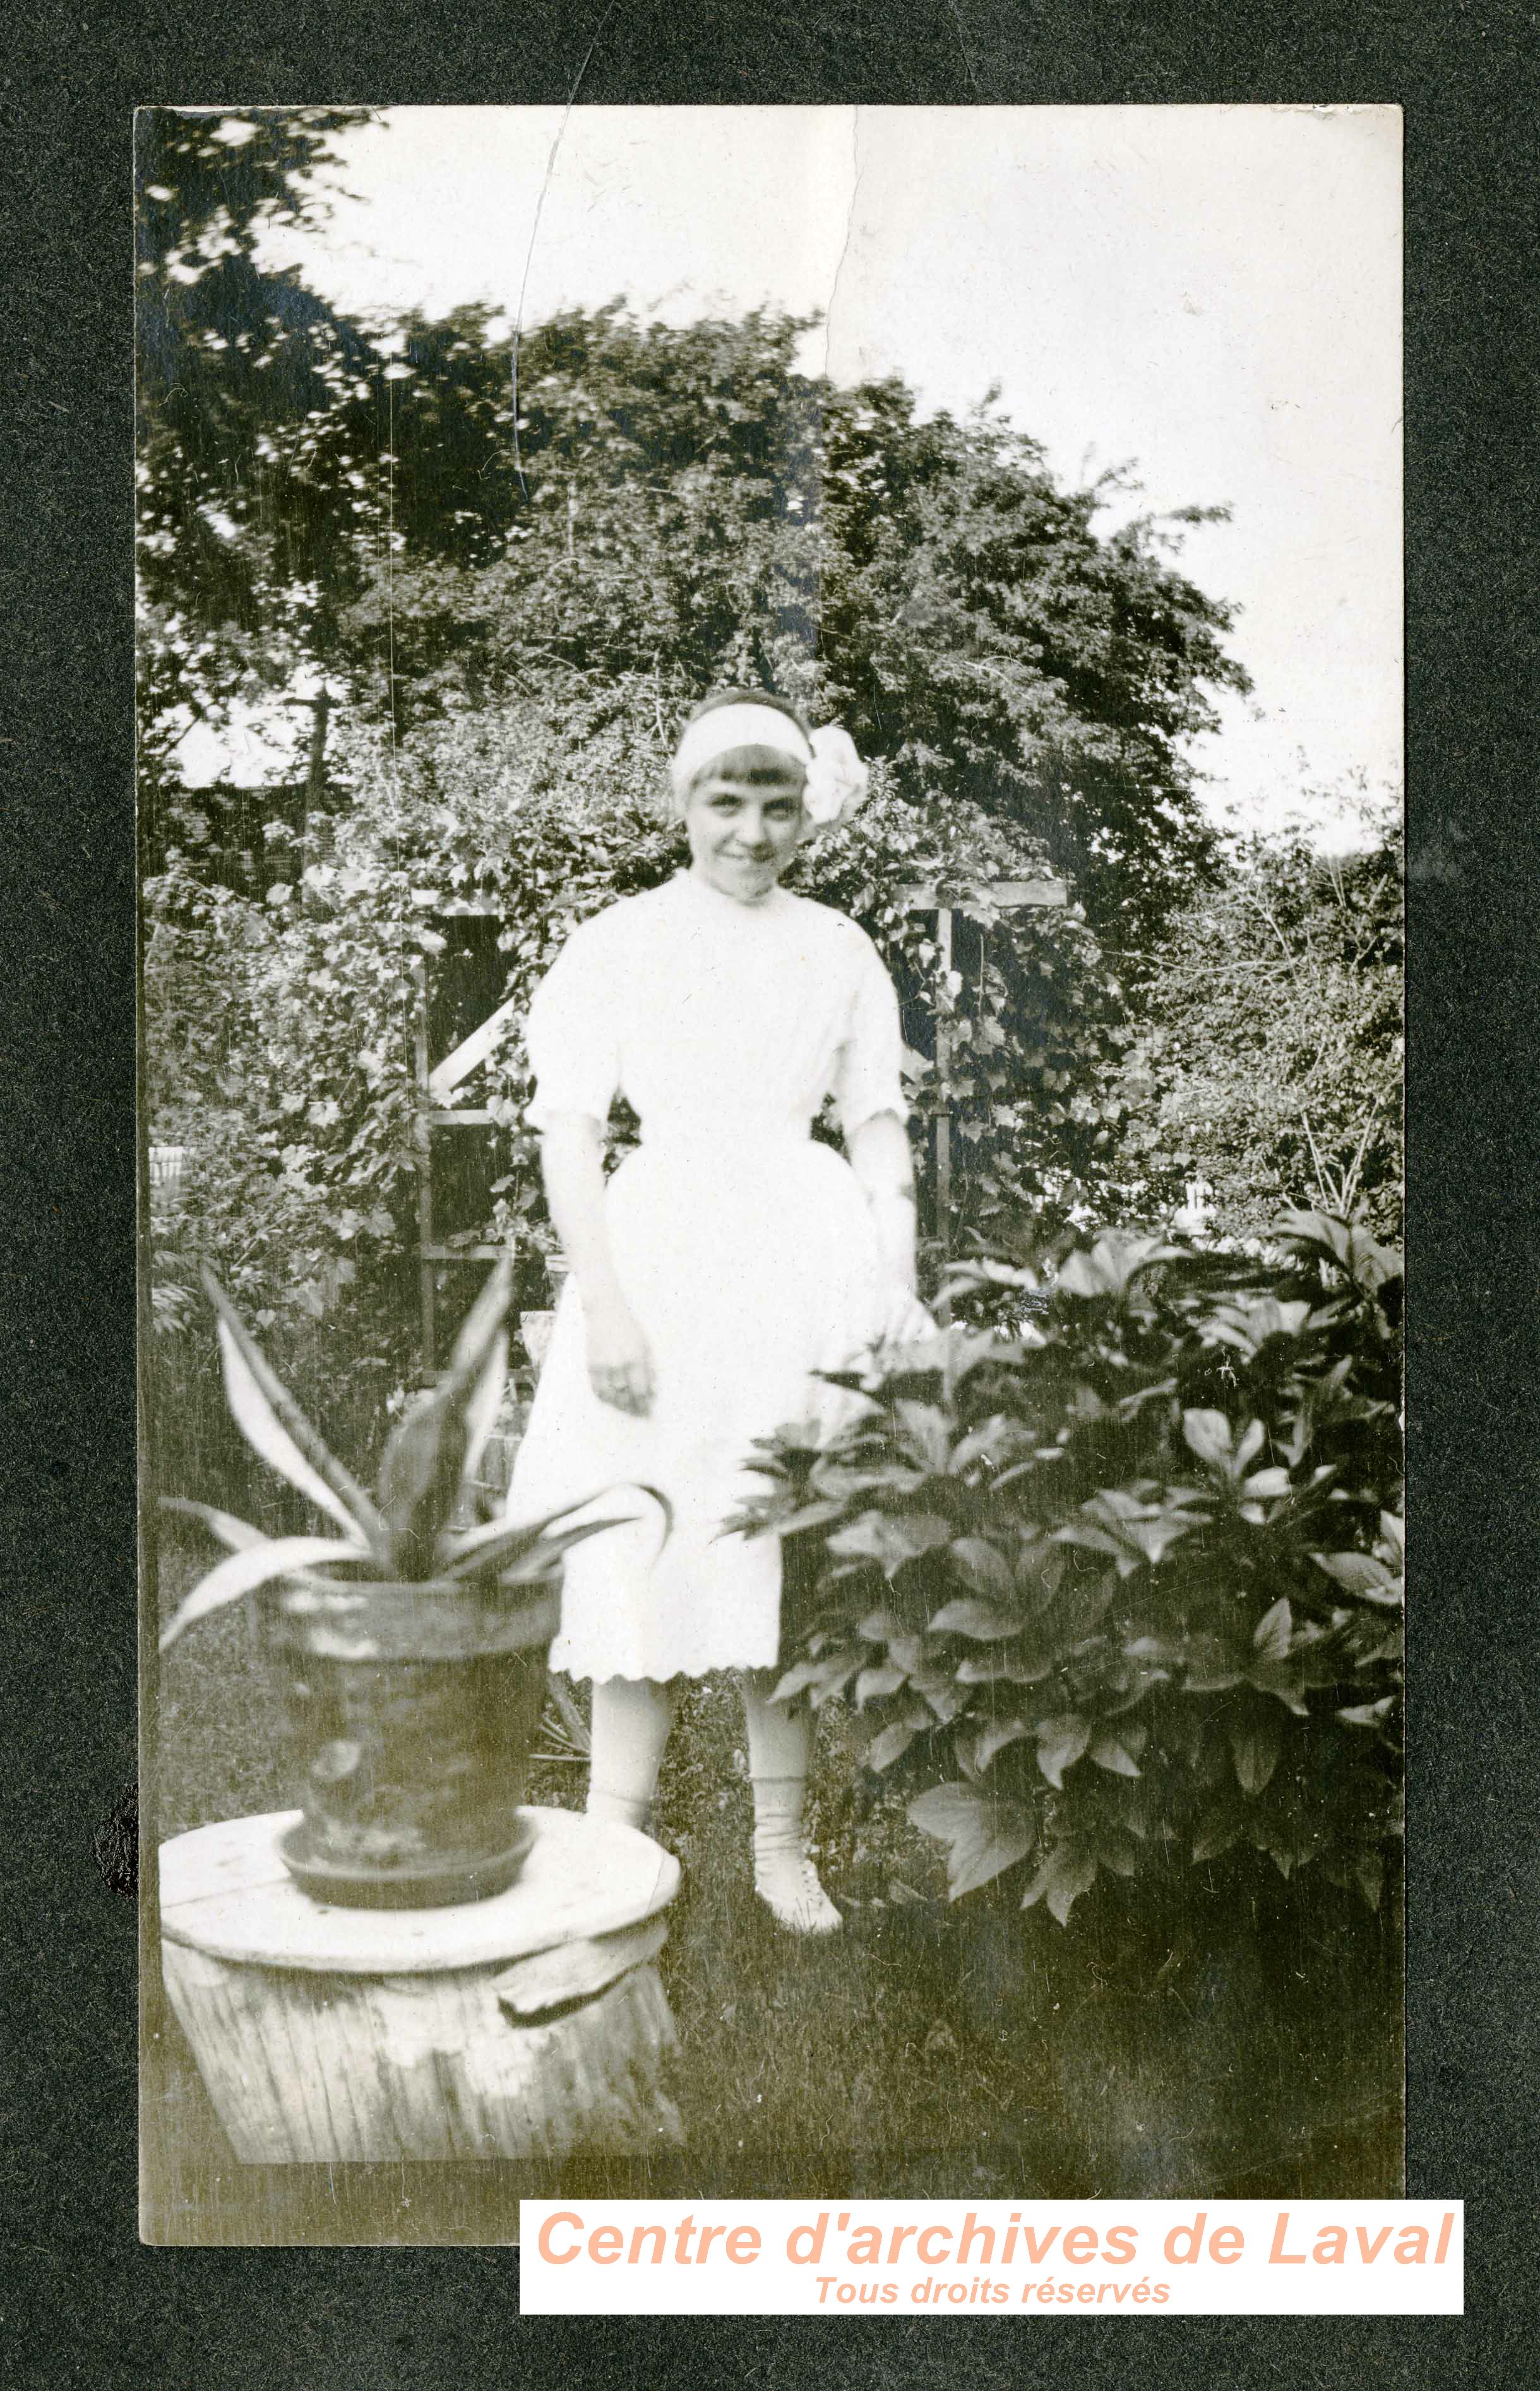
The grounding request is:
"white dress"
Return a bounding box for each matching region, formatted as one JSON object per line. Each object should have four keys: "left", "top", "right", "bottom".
{"left": 508, "top": 870, "right": 910, "bottom": 1682}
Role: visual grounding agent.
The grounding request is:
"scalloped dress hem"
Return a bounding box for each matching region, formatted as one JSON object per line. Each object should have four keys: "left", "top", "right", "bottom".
{"left": 550, "top": 1637, "right": 783, "bottom": 1687}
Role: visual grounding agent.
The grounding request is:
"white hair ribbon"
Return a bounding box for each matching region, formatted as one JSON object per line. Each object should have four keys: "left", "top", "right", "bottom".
{"left": 803, "top": 722, "right": 870, "bottom": 827}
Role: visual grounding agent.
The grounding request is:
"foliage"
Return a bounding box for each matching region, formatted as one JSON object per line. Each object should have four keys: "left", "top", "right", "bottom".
{"left": 160, "top": 1257, "right": 642, "bottom": 1650}
{"left": 143, "top": 829, "right": 422, "bottom": 1507}
{"left": 138, "top": 105, "right": 1252, "bottom": 942}
{"left": 740, "top": 1210, "right": 1402, "bottom": 1939}
{"left": 318, "top": 308, "right": 1248, "bottom": 938}
{"left": 136, "top": 109, "right": 383, "bottom": 800}
{"left": 794, "top": 777, "right": 1130, "bottom": 1250}
{"left": 1114, "top": 820, "right": 1403, "bottom": 1239}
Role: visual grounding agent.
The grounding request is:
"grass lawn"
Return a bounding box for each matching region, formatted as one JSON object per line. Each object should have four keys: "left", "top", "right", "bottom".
{"left": 144, "top": 1529, "right": 1402, "bottom": 2244}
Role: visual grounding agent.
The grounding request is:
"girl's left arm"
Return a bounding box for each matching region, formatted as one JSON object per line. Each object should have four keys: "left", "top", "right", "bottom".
{"left": 847, "top": 1109, "right": 919, "bottom": 1295}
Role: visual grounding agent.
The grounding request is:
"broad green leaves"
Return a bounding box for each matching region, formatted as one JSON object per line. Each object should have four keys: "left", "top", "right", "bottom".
{"left": 1183, "top": 1408, "right": 1264, "bottom": 1474}
{"left": 1227, "top": 1708, "right": 1282, "bottom": 1796}
{"left": 1279, "top": 1209, "right": 1401, "bottom": 1293}
{"left": 1020, "top": 1841, "right": 1101, "bottom": 1927}
{"left": 1058, "top": 1490, "right": 1202, "bottom": 1574}
{"left": 1056, "top": 1234, "right": 1179, "bottom": 1302}
{"left": 1034, "top": 1714, "right": 1092, "bottom": 1791}
{"left": 945, "top": 1535, "right": 1016, "bottom": 1601}
{"left": 1313, "top": 1550, "right": 1404, "bottom": 1607}
{"left": 1089, "top": 1723, "right": 1147, "bottom": 1778}
{"left": 908, "top": 1785, "right": 1036, "bottom": 1900}
{"left": 828, "top": 1510, "right": 955, "bottom": 1579}
{"left": 749, "top": 1207, "right": 1404, "bottom": 1938}
{"left": 1252, "top": 1596, "right": 1294, "bottom": 1662}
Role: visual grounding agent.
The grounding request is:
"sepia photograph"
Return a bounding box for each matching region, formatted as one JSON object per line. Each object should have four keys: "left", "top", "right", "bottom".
{"left": 138, "top": 102, "right": 1404, "bottom": 2246}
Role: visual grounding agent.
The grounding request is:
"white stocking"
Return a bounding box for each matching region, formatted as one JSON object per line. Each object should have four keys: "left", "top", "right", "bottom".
{"left": 585, "top": 1675, "right": 676, "bottom": 1831}
{"left": 741, "top": 1670, "right": 842, "bottom": 1934}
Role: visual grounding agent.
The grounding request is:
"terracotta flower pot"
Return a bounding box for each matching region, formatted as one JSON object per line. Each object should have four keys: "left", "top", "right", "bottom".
{"left": 264, "top": 1574, "right": 559, "bottom": 1909}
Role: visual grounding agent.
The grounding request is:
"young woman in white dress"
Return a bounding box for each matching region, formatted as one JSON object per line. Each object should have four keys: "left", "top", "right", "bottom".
{"left": 508, "top": 692, "right": 921, "bottom": 1931}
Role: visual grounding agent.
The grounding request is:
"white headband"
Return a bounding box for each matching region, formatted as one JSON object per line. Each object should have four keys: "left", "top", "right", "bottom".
{"left": 670, "top": 708, "right": 872, "bottom": 828}
{"left": 669, "top": 704, "right": 813, "bottom": 801}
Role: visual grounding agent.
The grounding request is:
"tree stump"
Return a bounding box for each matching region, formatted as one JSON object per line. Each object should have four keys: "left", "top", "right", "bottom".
{"left": 160, "top": 1807, "right": 683, "bottom": 2164}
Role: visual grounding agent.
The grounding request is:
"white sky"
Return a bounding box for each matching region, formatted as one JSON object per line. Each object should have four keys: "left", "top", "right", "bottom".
{"left": 242, "top": 104, "right": 1402, "bottom": 845}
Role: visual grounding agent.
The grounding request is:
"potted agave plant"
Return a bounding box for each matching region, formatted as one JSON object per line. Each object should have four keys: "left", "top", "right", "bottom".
{"left": 161, "top": 1255, "right": 644, "bottom": 1909}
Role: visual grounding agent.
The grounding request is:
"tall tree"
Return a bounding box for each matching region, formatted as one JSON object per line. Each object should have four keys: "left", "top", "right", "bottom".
{"left": 1116, "top": 818, "right": 1403, "bottom": 1237}
{"left": 326, "top": 306, "right": 1251, "bottom": 938}
{"left": 138, "top": 112, "right": 1251, "bottom": 938}
{"left": 137, "top": 108, "right": 380, "bottom": 635}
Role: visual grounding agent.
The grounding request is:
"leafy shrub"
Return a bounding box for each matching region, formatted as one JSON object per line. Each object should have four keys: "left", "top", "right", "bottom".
{"left": 1116, "top": 822, "right": 1404, "bottom": 1242}
{"left": 143, "top": 846, "right": 421, "bottom": 1502}
{"left": 742, "top": 1211, "right": 1402, "bottom": 1937}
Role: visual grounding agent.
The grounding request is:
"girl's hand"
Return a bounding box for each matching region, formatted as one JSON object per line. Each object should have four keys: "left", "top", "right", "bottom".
{"left": 585, "top": 1293, "right": 655, "bottom": 1416}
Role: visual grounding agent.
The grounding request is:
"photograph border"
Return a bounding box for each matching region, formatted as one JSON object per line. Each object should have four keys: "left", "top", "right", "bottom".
{"left": 5, "top": 0, "right": 1537, "bottom": 2375}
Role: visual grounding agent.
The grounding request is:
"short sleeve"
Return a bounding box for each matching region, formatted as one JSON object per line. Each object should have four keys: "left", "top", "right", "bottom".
{"left": 523, "top": 918, "right": 621, "bottom": 1132}
{"left": 831, "top": 933, "right": 909, "bottom": 1142}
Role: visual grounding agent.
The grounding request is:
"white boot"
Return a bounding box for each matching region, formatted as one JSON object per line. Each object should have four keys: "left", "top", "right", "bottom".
{"left": 751, "top": 1777, "right": 842, "bottom": 1934}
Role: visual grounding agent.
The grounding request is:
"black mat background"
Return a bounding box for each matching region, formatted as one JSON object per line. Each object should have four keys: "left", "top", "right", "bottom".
{"left": 3, "top": 3, "right": 1536, "bottom": 2380}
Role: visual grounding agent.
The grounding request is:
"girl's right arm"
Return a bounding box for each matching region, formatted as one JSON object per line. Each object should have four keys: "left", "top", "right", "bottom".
{"left": 537, "top": 1114, "right": 655, "bottom": 1415}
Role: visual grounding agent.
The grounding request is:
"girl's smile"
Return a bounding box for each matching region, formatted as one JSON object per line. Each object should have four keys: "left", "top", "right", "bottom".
{"left": 683, "top": 746, "right": 808, "bottom": 902}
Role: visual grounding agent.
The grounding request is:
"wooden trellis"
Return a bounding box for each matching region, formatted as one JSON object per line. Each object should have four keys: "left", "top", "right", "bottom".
{"left": 897, "top": 878, "right": 1066, "bottom": 1301}
{"left": 410, "top": 899, "right": 511, "bottom": 1376}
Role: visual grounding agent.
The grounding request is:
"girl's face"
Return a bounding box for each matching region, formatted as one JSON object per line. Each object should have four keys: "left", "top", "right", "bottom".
{"left": 681, "top": 745, "right": 808, "bottom": 903}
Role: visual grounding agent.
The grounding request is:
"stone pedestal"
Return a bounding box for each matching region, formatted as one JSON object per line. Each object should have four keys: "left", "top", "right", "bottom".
{"left": 160, "top": 1807, "right": 682, "bottom": 2164}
